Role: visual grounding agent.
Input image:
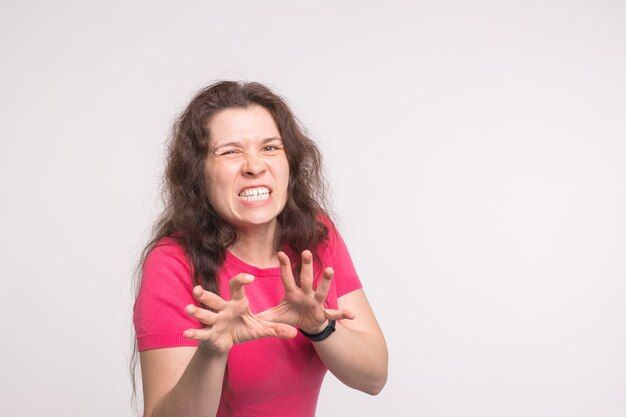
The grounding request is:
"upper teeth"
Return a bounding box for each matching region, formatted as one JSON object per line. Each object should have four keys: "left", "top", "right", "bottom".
{"left": 239, "top": 187, "right": 270, "bottom": 197}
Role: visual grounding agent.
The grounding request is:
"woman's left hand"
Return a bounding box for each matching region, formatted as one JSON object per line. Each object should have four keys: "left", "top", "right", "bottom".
{"left": 257, "top": 250, "right": 355, "bottom": 333}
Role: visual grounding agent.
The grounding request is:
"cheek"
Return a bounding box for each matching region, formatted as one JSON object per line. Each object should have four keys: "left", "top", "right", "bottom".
{"left": 204, "top": 167, "right": 233, "bottom": 205}
{"left": 278, "top": 157, "right": 290, "bottom": 187}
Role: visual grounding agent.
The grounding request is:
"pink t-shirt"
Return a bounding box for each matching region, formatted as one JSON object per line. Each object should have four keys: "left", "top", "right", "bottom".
{"left": 133, "top": 227, "right": 362, "bottom": 417}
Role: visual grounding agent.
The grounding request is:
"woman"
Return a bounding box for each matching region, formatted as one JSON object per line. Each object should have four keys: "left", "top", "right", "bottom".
{"left": 133, "top": 81, "right": 387, "bottom": 417}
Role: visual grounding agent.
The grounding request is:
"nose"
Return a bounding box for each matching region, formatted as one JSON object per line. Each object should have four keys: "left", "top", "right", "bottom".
{"left": 242, "top": 153, "right": 266, "bottom": 177}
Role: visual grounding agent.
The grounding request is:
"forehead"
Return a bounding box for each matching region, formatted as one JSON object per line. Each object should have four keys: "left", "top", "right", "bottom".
{"left": 208, "top": 105, "right": 280, "bottom": 146}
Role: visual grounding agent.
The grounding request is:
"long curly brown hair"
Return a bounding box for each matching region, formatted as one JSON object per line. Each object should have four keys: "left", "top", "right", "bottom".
{"left": 142, "top": 80, "right": 330, "bottom": 293}
{"left": 131, "top": 81, "right": 332, "bottom": 409}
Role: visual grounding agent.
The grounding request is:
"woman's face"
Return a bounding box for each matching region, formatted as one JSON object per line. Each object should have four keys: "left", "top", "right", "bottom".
{"left": 204, "top": 105, "right": 290, "bottom": 233}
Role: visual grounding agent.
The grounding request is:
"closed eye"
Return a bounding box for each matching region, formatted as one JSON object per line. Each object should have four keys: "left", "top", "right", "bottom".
{"left": 219, "top": 149, "right": 241, "bottom": 156}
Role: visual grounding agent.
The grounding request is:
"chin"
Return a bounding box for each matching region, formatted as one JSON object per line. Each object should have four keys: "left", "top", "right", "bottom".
{"left": 234, "top": 213, "right": 280, "bottom": 228}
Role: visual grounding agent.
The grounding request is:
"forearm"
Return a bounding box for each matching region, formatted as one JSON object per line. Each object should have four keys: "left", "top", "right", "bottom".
{"left": 313, "top": 321, "right": 388, "bottom": 395}
{"left": 150, "top": 348, "right": 228, "bottom": 417}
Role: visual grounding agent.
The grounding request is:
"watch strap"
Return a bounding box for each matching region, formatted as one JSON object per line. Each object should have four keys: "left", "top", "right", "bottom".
{"left": 299, "top": 320, "right": 336, "bottom": 342}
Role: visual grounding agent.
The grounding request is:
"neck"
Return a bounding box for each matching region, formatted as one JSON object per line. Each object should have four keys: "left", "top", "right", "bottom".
{"left": 229, "top": 222, "right": 280, "bottom": 268}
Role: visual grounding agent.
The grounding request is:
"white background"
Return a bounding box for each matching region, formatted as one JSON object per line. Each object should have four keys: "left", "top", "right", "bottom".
{"left": 1, "top": 1, "right": 625, "bottom": 416}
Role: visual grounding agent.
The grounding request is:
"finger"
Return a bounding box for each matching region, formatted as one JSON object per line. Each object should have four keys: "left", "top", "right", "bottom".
{"left": 185, "top": 304, "right": 218, "bottom": 326}
{"left": 183, "top": 326, "right": 213, "bottom": 340}
{"left": 314, "top": 267, "right": 334, "bottom": 303}
{"left": 324, "top": 308, "right": 356, "bottom": 321}
{"left": 192, "top": 285, "right": 227, "bottom": 310}
{"left": 299, "top": 250, "right": 314, "bottom": 293}
{"left": 277, "top": 251, "right": 297, "bottom": 291}
{"left": 229, "top": 273, "right": 254, "bottom": 301}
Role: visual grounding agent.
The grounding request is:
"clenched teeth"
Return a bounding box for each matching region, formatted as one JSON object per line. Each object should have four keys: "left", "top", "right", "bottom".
{"left": 238, "top": 187, "right": 271, "bottom": 201}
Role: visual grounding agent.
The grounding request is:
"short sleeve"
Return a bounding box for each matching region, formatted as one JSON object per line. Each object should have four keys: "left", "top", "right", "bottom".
{"left": 133, "top": 238, "right": 201, "bottom": 351}
{"left": 324, "top": 218, "right": 363, "bottom": 297}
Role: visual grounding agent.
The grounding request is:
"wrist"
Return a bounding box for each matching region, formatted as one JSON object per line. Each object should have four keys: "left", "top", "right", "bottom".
{"left": 198, "top": 343, "right": 230, "bottom": 359}
{"left": 307, "top": 320, "right": 329, "bottom": 334}
{"left": 299, "top": 320, "right": 336, "bottom": 342}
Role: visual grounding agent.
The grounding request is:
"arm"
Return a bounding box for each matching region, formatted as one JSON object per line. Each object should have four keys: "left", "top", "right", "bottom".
{"left": 257, "top": 251, "right": 388, "bottom": 395}
{"left": 312, "top": 223, "right": 388, "bottom": 393}
{"left": 141, "top": 347, "right": 227, "bottom": 417}
{"left": 139, "top": 275, "right": 297, "bottom": 417}
{"left": 311, "top": 289, "right": 388, "bottom": 395}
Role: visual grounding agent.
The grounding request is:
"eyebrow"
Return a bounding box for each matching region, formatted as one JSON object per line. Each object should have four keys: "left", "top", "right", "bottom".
{"left": 213, "top": 137, "right": 282, "bottom": 151}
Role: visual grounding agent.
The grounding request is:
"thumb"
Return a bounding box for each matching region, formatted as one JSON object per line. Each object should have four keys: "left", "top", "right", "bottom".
{"left": 269, "top": 322, "right": 298, "bottom": 339}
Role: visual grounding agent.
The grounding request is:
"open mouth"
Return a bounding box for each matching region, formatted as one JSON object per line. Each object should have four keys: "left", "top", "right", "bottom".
{"left": 238, "top": 186, "right": 271, "bottom": 202}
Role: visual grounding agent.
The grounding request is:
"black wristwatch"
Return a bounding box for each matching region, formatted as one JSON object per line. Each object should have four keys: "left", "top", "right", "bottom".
{"left": 299, "top": 320, "right": 336, "bottom": 342}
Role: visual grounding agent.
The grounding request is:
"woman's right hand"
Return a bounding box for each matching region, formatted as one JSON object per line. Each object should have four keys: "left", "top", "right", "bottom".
{"left": 183, "top": 273, "right": 298, "bottom": 355}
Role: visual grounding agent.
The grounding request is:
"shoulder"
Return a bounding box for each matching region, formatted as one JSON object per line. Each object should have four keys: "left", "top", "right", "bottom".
{"left": 315, "top": 213, "right": 363, "bottom": 296}
{"left": 143, "top": 237, "right": 191, "bottom": 275}
{"left": 145, "top": 236, "right": 188, "bottom": 263}
{"left": 316, "top": 213, "right": 348, "bottom": 257}
{"left": 134, "top": 236, "right": 200, "bottom": 351}
{"left": 140, "top": 236, "right": 194, "bottom": 295}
